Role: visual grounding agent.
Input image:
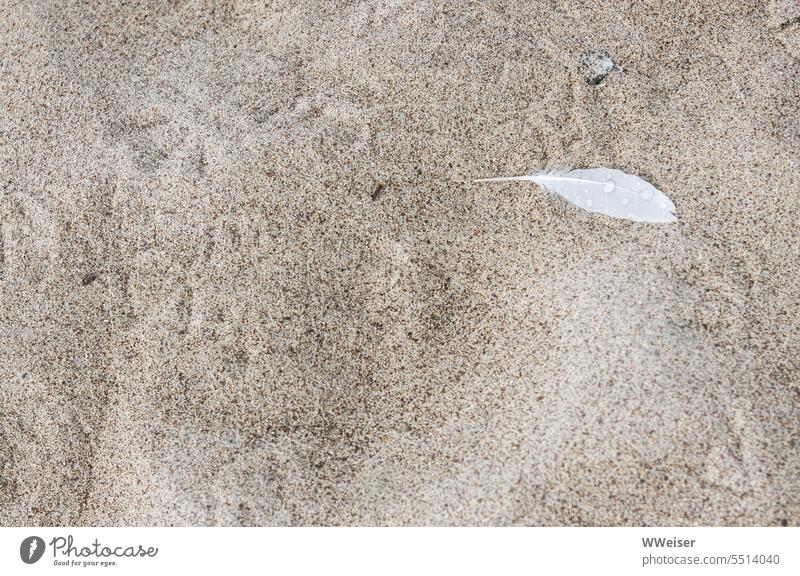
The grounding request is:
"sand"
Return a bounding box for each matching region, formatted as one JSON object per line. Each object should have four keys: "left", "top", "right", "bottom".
{"left": 1, "top": 1, "right": 798, "bottom": 526}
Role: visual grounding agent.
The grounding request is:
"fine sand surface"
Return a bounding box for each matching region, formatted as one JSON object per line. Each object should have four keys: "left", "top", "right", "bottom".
{"left": 1, "top": 1, "right": 799, "bottom": 526}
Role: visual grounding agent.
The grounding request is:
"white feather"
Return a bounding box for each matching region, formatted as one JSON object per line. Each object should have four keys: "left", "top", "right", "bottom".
{"left": 475, "top": 168, "right": 677, "bottom": 223}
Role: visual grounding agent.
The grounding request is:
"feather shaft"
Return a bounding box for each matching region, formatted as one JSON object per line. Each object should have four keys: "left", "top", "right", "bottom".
{"left": 473, "top": 176, "right": 536, "bottom": 183}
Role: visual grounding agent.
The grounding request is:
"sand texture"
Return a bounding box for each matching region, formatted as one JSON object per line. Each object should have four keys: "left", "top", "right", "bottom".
{"left": 1, "top": 1, "right": 799, "bottom": 526}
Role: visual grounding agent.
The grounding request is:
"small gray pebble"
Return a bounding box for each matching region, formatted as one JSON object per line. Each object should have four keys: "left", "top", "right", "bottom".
{"left": 82, "top": 272, "right": 98, "bottom": 286}
{"left": 580, "top": 49, "right": 615, "bottom": 85}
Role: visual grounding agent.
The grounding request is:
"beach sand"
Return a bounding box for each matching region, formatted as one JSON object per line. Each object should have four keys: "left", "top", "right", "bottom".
{"left": 1, "top": 1, "right": 798, "bottom": 525}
